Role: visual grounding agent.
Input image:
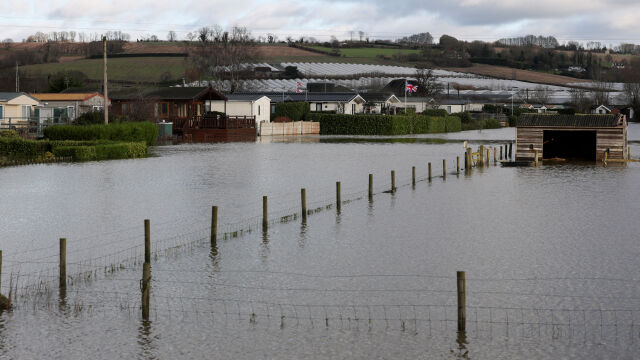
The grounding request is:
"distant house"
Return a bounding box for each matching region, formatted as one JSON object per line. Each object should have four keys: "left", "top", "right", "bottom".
{"left": 360, "top": 93, "right": 401, "bottom": 114}
{"left": 30, "top": 92, "right": 109, "bottom": 124}
{"left": 206, "top": 94, "right": 271, "bottom": 125}
{"left": 591, "top": 105, "right": 611, "bottom": 114}
{"left": 110, "top": 86, "right": 227, "bottom": 123}
{"left": 0, "top": 92, "right": 40, "bottom": 126}
{"left": 239, "top": 92, "right": 366, "bottom": 114}
{"left": 398, "top": 97, "right": 468, "bottom": 114}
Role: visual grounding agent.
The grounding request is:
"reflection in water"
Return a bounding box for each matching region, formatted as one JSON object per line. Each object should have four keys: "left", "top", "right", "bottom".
{"left": 298, "top": 220, "right": 308, "bottom": 248}
{"left": 137, "top": 319, "right": 156, "bottom": 360}
{"left": 209, "top": 243, "right": 219, "bottom": 269}
{"left": 455, "top": 331, "right": 469, "bottom": 359}
{"left": 260, "top": 228, "right": 270, "bottom": 261}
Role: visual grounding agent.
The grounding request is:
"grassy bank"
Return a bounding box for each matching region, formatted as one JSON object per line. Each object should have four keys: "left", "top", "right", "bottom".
{"left": 0, "top": 122, "right": 156, "bottom": 164}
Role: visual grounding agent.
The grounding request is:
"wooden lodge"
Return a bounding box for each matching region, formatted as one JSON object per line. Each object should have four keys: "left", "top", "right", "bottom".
{"left": 516, "top": 114, "right": 627, "bottom": 162}
{"left": 110, "top": 86, "right": 257, "bottom": 141}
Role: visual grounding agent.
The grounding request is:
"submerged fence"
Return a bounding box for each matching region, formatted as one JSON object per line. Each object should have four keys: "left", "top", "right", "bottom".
{"left": 3, "top": 141, "right": 640, "bottom": 344}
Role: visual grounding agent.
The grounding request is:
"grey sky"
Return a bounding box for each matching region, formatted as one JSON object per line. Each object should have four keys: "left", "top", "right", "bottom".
{"left": 1, "top": 0, "right": 639, "bottom": 45}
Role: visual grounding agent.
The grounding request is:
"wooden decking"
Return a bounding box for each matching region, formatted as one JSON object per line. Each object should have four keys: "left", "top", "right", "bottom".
{"left": 176, "top": 114, "right": 257, "bottom": 142}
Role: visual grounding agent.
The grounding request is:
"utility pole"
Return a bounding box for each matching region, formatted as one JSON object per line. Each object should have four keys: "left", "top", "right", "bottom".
{"left": 15, "top": 62, "right": 19, "bottom": 92}
{"left": 103, "top": 36, "right": 109, "bottom": 125}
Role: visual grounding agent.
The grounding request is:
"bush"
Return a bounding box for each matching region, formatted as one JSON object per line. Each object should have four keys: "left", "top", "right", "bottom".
{"left": 53, "top": 142, "right": 147, "bottom": 161}
{"left": 421, "top": 109, "right": 448, "bottom": 117}
{"left": 485, "top": 118, "right": 501, "bottom": 129}
{"left": 0, "top": 138, "right": 49, "bottom": 158}
{"left": 308, "top": 114, "right": 461, "bottom": 135}
{"left": 0, "top": 130, "right": 19, "bottom": 138}
{"left": 450, "top": 112, "right": 472, "bottom": 124}
{"left": 272, "top": 102, "right": 310, "bottom": 122}
{"left": 508, "top": 115, "right": 517, "bottom": 127}
{"left": 44, "top": 122, "right": 158, "bottom": 146}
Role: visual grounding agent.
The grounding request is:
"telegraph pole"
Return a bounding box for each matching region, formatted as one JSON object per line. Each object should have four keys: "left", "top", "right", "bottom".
{"left": 15, "top": 62, "right": 19, "bottom": 92}
{"left": 103, "top": 36, "right": 109, "bottom": 125}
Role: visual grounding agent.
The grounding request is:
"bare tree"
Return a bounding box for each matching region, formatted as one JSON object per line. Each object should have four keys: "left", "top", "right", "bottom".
{"left": 414, "top": 68, "right": 443, "bottom": 99}
{"left": 187, "top": 25, "right": 257, "bottom": 92}
{"left": 592, "top": 81, "right": 613, "bottom": 105}
{"left": 167, "top": 31, "right": 177, "bottom": 42}
{"left": 2, "top": 38, "right": 13, "bottom": 50}
{"left": 531, "top": 86, "right": 552, "bottom": 104}
{"left": 569, "top": 88, "right": 592, "bottom": 113}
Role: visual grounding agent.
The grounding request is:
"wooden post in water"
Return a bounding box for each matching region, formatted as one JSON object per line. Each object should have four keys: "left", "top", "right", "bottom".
{"left": 457, "top": 271, "right": 466, "bottom": 332}
{"left": 368, "top": 174, "right": 373, "bottom": 199}
{"left": 493, "top": 147, "right": 497, "bottom": 164}
{"left": 535, "top": 150, "right": 539, "bottom": 167}
{"left": 428, "top": 162, "right": 432, "bottom": 182}
{"left": 509, "top": 143, "right": 513, "bottom": 159}
{"left": 262, "top": 196, "right": 268, "bottom": 228}
{"left": 412, "top": 166, "right": 416, "bottom": 186}
{"left": 478, "top": 145, "right": 484, "bottom": 166}
{"left": 391, "top": 171, "right": 396, "bottom": 192}
{"left": 604, "top": 151, "right": 608, "bottom": 167}
{"left": 500, "top": 146, "right": 503, "bottom": 160}
{"left": 59, "top": 238, "right": 66, "bottom": 290}
{"left": 336, "top": 182, "right": 341, "bottom": 211}
{"left": 466, "top": 148, "right": 472, "bottom": 170}
{"left": 301, "top": 188, "right": 307, "bottom": 220}
{"left": 628, "top": 146, "right": 631, "bottom": 160}
{"left": 456, "top": 156, "right": 460, "bottom": 175}
{"left": 211, "top": 206, "right": 218, "bottom": 246}
{"left": 141, "top": 262, "right": 150, "bottom": 320}
{"left": 144, "top": 219, "right": 150, "bottom": 264}
{"left": 442, "top": 159, "right": 446, "bottom": 179}
{"left": 0, "top": 250, "right": 2, "bottom": 293}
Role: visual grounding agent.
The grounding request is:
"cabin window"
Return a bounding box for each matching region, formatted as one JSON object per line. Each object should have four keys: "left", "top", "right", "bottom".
{"left": 258, "top": 105, "right": 261, "bottom": 116}
{"left": 351, "top": 104, "right": 356, "bottom": 114}
{"left": 67, "top": 106, "right": 75, "bottom": 120}
{"left": 122, "top": 104, "right": 128, "bottom": 114}
{"left": 205, "top": 102, "right": 211, "bottom": 113}
{"left": 0, "top": 105, "right": 4, "bottom": 119}
{"left": 21, "top": 105, "right": 32, "bottom": 119}
{"left": 271, "top": 104, "right": 276, "bottom": 114}
{"left": 93, "top": 106, "right": 103, "bottom": 111}
{"left": 316, "top": 103, "right": 322, "bottom": 112}
{"left": 447, "top": 106, "right": 452, "bottom": 114}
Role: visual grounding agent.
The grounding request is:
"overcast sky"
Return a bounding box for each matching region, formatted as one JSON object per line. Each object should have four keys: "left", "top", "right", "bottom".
{"left": 2, "top": 0, "right": 640, "bottom": 45}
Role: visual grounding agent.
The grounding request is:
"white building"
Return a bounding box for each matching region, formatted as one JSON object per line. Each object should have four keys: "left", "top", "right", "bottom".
{"left": 206, "top": 94, "right": 272, "bottom": 125}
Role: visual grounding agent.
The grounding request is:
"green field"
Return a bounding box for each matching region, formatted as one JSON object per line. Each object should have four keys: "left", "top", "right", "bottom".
{"left": 309, "top": 46, "right": 421, "bottom": 58}
{"left": 22, "top": 57, "right": 187, "bottom": 82}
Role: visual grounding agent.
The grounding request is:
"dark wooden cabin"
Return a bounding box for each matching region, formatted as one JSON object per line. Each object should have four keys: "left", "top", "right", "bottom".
{"left": 110, "top": 87, "right": 227, "bottom": 125}
{"left": 516, "top": 114, "right": 627, "bottom": 162}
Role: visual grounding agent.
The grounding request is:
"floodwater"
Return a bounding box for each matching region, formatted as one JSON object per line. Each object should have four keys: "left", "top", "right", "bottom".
{"left": 1, "top": 125, "right": 640, "bottom": 359}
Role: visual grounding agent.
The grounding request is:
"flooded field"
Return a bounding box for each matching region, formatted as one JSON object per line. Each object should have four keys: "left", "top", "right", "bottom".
{"left": 1, "top": 126, "right": 640, "bottom": 359}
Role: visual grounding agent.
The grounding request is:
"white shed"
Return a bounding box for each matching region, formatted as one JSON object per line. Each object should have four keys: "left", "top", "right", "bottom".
{"left": 207, "top": 94, "right": 271, "bottom": 124}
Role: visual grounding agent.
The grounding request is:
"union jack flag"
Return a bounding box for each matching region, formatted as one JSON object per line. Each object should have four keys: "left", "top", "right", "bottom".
{"left": 297, "top": 82, "right": 303, "bottom": 88}
{"left": 296, "top": 88, "right": 303, "bottom": 93}
{"left": 406, "top": 83, "right": 418, "bottom": 93}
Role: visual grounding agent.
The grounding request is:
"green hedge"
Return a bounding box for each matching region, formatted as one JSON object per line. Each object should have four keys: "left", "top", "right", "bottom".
{"left": 0, "top": 138, "right": 50, "bottom": 158}
{"left": 308, "top": 114, "right": 461, "bottom": 135}
{"left": 272, "top": 102, "right": 310, "bottom": 122}
{"left": 53, "top": 142, "right": 147, "bottom": 161}
{"left": 421, "top": 109, "right": 449, "bottom": 117}
{"left": 44, "top": 122, "right": 158, "bottom": 146}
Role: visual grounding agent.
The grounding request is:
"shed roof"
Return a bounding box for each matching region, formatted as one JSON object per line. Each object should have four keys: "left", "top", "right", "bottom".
{"left": 518, "top": 114, "right": 624, "bottom": 128}
{"left": 224, "top": 94, "right": 271, "bottom": 101}
{"left": 31, "top": 93, "right": 104, "bottom": 101}
{"left": 110, "top": 87, "right": 227, "bottom": 101}
{"left": 233, "top": 92, "right": 363, "bottom": 103}
{"left": 359, "top": 93, "right": 399, "bottom": 103}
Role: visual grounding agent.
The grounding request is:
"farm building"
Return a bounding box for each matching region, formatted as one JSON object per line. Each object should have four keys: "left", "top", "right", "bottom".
{"left": 516, "top": 114, "right": 627, "bottom": 162}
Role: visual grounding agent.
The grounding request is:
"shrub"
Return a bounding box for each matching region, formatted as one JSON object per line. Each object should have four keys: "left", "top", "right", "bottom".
{"left": 0, "top": 138, "right": 49, "bottom": 158}
{"left": 272, "top": 102, "right": 310, "bottom": 122}
{"left": 0, "top": 130, "right": 19, "bottom": 138}
{"left": 308, "top": 114, "right": 461, "bottom": 135}
{"left": 53, "top": 142, "right": 147, "bottom": 161}
{"left": 485, "top": 118, "right": 501, "bottom": 129}
{"left": 44, "top": 122, "right": 158, "bottom": 146}
{"left": 421, "top": 109, "right": 448, "bottom": 117}
{"left": 508, "top": 115, "right": 517, "bottom": 127}
{"left": 450, "top": 112, "right": 472, "bottom": 124}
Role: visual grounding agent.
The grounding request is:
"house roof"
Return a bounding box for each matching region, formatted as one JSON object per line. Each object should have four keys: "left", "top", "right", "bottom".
{"left": 234, "top": 92, "right": 363, "bottom": 103}
{"left": 518, "top": 114, "right": 624, "bottom": 128}
{"left": 30, "top": 93, "right": 104, "bottom": 102}
{"left": 110, "top": 87, "right": 227, "bottom": 101}
{"left": 0, "top": 92, "right": 38, "bottom": 102}
{"left": 224, "top": 94, "right": 271, "bottom": 101}
{"left": 359, "top": 93, "right": 400, "bottom": 103}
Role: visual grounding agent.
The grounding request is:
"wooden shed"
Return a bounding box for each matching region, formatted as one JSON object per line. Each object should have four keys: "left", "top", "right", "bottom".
{"left": 516, "top": 114, "right": 627, "bottom": 162}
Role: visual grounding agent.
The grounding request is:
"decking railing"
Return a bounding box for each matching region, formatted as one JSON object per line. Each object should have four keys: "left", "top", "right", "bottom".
{"left": 174, "top": 115, "right": 256, "bottom": 130}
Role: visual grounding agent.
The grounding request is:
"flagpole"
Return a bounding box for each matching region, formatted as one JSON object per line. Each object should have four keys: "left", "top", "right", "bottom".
{"left": 404, "top": 79, "right": 407, "bottom": 114}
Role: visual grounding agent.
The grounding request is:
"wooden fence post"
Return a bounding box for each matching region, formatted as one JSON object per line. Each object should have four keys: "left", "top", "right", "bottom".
{"left": 262, "top": 196, "right": 268, "bottom": 228}
{"left": 457, "top": 271, "right": 466, "bottom": 332}
{"left": 442, "top": 159, "right": 446, "bottom": 179}
{"left": 144, "top": 219, "right": 150, "bottom": 264}
{"left": 412, "top": 166, "right": 416, "bottom": 186}
{"left": 391, "top": 171, "right": 395, "bottom": 192}
{"left": 211, "top": 206, "right": 218, "bottom": 245}
{"left": 456, "top": 156, "right": 460, "bottom": 175}
{"left": 141, "top": 262, "right": 151, "bottom": 320}
{"left": 428, "top": 162, "right": 432, "bottom": 182}
{"left": 368, "top": 174, "right": 373, "bottom": 199}
{"left": 301, "top": 188, "right": 307, "bottom": 220}
{"left": 59, "top": 238, "right": 66, "bottom": 290}
{"left": 336, "top": 182, "right": 341, "bottom": 211}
